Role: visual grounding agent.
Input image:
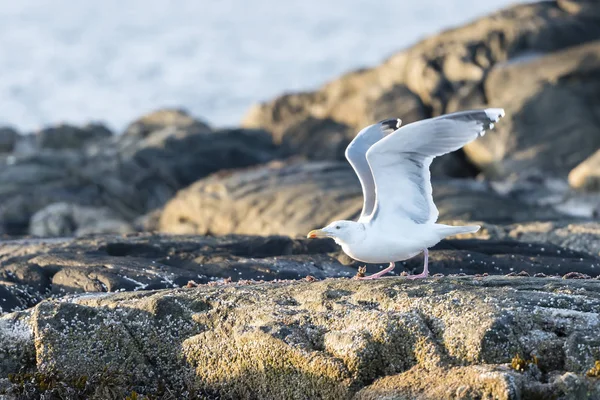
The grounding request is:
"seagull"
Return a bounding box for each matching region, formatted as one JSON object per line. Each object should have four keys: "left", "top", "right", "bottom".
{"left": 307, "top": 108, "right": 505, "bottom": 279}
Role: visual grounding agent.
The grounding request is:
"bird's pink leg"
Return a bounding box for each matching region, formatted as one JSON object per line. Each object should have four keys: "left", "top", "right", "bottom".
{"left": 355, "top": 262, "right": 395, "bottom": 280}
{"left": 405, "top": 248, "right": 429, "bottom": 280}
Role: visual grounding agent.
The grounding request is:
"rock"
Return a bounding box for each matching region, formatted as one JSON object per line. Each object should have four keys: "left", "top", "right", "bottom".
{"left": 0, "top": 150, "right": 87, "bottom": 235}
{"left": 158, "top": 160, "right": 565, "bottom": 238}
{"left": 422, "top": 238, "right": 598, "bottom": 278}
{"left": 0, "top": 282, "right": 45, "bottom": 314}
{"left": 0, "top": 312, "right": 34, "bottom": 376}
{"left": 0, "top": 111, "right": 278, "bottom": 236}
{"left": 11, "top": 133, "right": 36, "bottom": 155}
{"left": 242, "top": 1, "right": 600, "bottom": 180}
{"left": 111, "top": 127, "right": 277, "bottom": 211}
{"left": 0, "top": 263, "right": 51, "bottom": 295}
{"left": 431, "top": 179, "right": 565, "bottom": 224}
{"left": 29, "top": 202, "right": 133, "bottom": 237}
{"left": 474, "top": 220, "right": 600, "bottom": 256}
{"left": 0, "top": 233, "right": 354, "bottom": 314}
{"left": 355, "top": 366, "right": 600, "bottom": 400}
{"left": 159, "top": 161, "right": 363, "bottom": 237}
{"left": 133, "top": 208, "right": 162, "bottom": 232}
{"left": 488, "top": 171, "right": 600, "bottom": 220}
{"left": 0, "top": 127, "right": 19, "bottom": 153}
{"left": 365, "top": 84, "right": 427, "bottom": 126}
{"left": 279, "top": 117, "right": 352, "bottom": 161}
{"left": 35, "top": 123, "right": 113, "bottom": 150}
{"left": 121, "top": 108, "right": 211, "bottom": 139}
{"left": 1, "top": 277, "right": 599, "bottom": 398}
{"left": 464, "top": 40, "right": 600, "bottom": 178}
{"left": 1, "top": 230, "right": 598, "bottom": 316}
{"left": 569, "top": 149, "right": 600, "bottom": 192}
{"left": 485, "top": 172, "right": 600, "bottom": 219}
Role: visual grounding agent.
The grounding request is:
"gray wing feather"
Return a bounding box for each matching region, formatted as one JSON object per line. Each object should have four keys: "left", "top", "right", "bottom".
{"left": 345, "top": 118, "right": 402, "bottom": 220}
{"left": 366, "top": 108, "right": 504, "bottom": 224}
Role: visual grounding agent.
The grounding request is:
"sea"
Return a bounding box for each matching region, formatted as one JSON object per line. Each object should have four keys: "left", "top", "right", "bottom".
{"left": 0, "top": 0, "right": 524, "bottom": 133}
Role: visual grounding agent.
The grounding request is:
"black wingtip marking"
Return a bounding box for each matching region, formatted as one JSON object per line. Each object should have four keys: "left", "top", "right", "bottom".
{"left": 379, "top": 118, "right": 402, "bottom": 131}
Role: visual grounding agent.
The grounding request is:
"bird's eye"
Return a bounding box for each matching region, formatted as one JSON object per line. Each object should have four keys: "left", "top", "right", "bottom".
{"left": 335, "top": 226, "right": 340, "bottom": 230}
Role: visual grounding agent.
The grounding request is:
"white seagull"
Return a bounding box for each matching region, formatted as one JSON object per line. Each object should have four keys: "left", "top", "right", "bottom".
{"left": 307, "top": 108, "right": 505, "bottom": 279}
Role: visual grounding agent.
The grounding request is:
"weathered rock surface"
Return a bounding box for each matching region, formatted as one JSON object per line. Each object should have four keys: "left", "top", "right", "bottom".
{"left": 159, "top": 161, "right": 364, "bottom": 237}
{"left": 0, "top": 282, "right": 44, "bottom": 316}
{"left": 242, "top": 1, "right": 600, "bottom": 180}
{"left": 474, "top": 220, "right": 600, "bottom": 256}
{"left": 1, "top": 277, "right": 599, "bottom": 399}
{"left": 0, "top": 109, "right": 278, "bottom": 236}
{"left": 0, "top": 233, "right": 355, "bottom": 314}
{"left": 570, "top": 149, "right": 600, "bottom": 192}
{"left": 158, "top": 160, "right": 567, "bottom": 238}
{"left": 1, "top": 231, "right": 598, "bottom": 316}
{"left": 0, "top": 313, "right": 34, "bottom": 378}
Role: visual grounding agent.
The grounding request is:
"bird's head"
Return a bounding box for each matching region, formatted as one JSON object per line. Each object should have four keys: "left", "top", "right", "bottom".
{"left": 307, "top": 220, "right": 365, "bottom": 245}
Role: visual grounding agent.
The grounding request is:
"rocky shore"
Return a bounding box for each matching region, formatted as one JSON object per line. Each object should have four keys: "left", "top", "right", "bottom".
{"left": 1, "top": 1, "right": 600, "bottom": 398}
{"left": 2, "top": 277, "right": 600, "bottom": 399}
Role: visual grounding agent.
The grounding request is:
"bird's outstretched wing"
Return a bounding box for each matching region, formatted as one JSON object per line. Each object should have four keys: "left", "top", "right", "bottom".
{"left": 366, "top": 108, "right": 505, "bottom": 224}
{"left": 345, "top": 118, "right": 402, "bottom": 220}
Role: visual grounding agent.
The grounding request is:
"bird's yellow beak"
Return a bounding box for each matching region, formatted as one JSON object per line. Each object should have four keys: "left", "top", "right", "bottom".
{"left": 307, "top": 229, "right": 328, "bottom": 239}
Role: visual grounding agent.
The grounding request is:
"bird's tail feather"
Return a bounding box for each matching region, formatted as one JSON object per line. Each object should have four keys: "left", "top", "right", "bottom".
{"left": 435, "top": 224, "right": 480, "bottom": 238}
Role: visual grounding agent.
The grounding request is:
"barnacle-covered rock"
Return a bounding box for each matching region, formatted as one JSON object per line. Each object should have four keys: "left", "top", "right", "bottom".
{"left": 1, "top": 277, "right": 600, "bottom": 398}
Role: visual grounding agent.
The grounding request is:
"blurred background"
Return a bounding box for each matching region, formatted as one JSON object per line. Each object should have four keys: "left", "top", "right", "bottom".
{"left": 1, "top": 0, "right": 520, "bottom": 131}
{"left": 1, "top": 0, "right": 599, "bottom": 242}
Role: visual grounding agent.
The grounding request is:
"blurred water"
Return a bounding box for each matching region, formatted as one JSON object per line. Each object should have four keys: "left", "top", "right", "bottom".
{"left": 0, "top": 0, "right": 521, "bottom": 132}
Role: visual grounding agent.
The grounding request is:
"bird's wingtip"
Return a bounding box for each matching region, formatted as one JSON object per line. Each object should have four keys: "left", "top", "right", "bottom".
{"left": 379, "top": 118, "right": 402, "bottom": 132}
{"left": 485, "top": 108, "right": 505, "bottom": 122}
